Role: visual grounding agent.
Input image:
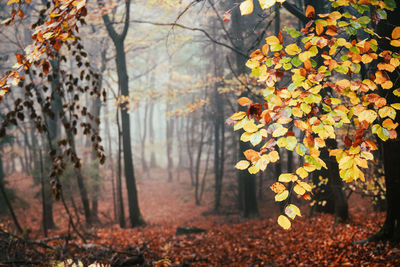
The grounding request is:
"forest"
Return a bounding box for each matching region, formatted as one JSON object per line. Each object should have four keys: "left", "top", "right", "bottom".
{"left": 0, "top": 0, "right": 400, "bottom": 266}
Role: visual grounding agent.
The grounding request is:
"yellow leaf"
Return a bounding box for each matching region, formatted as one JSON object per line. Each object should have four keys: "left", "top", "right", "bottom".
{"left": 379, "top": 106, "right": 396, "bottom": 120}
{"left": 349, "top": 145, "right": 361, "bottom": 155}
{"left": 266, "top": 36, "right": 280, "bottom": 45}
{"left": 361, "top": 151, "right": 373, "bottom": 161}
{"left": 235, "top": 160, "right": 250, "bottom": 170}
{"left": 277, "top": 137, "right": 288, "bottom": 147}
{"left": 246, "top": 58, "right": 260, "bottom": 69}
{"left": 230, "top": 111, "right": 246, "bottom": 121}
{"left": 391, "top": 103, "right": 400, "bottom": 110}
{"left": 339, "top": 156, "right": 353, "bottom": 170}
{"left": 329, "top": 149, "right": 343, "bottom": 157}
{"left": 260, "top": 129, "right": 268, "bottom": 137}
{"left": 278, "top": 173, "right": 297, "bottom": 182}
{"left": 300, "top": 103, "right": 311, "bottom": 114}
{"left": 392, "top": 27, "right": 400, "bottom": 40}
{"left": 293, "top": 184, "right": 306, "bottom": 195}
{"left": 292, "top": 107, "right": 303, "bottom": 117}
{"left": 275, "top": 190, "right": 289, "bottom": 201}
{"left": 270, "top": 182, "right": 286, "bottom": 194}
{"left": 248, "top": 164, "right": 259, "bottom": 174}
{"left": 298, "top": 181, "right": 312, "bottom": 192}
{"left": 240, "top": 132, "right": 253, "bottom": 142}
{"left": 285, "top": 43, "right": 301, "bottom": 55}
{"left": 259, "top": 0, "right": 276, "bottom": 9}
{"left": 296, "top": 167, "right": 308, "bottom": 179}
{"left": 267, "top": 151, "right": 280, "bottom": 162}
{"left": 382, "top": 80, "right": 394, "bottom": 89}
{"left": 277, "top": 215, "right": 291, "bottom": 230}
{"left": 240, "top": 0, "right": 254, "bottom": 15}
{"left": 358, "top": 109, "right": 378, "bottom": 123}
{"left": 7, "top": 0, "right": 19, "bottom": 5}
{"left": 272, "top": 126, "right": 288, "bottom": 137}
{"left": 243, "top": 121, "right": 258, "bottom": 133}
{"left": 355, "top": 157, "right": 368, "bottom": 169}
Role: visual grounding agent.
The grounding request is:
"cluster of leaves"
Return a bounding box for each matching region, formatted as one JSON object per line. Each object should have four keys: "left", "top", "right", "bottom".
{"left": 231, "top": 0, "right": 400, "bottom": 228}
{"left": 0, "top": 1, "right": 106, "bottom": 189}
{"left": 0, "top": 0, "right": 87, "bottom": 100}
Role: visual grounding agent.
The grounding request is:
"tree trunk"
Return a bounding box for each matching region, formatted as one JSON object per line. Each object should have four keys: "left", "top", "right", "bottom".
{"left": 116, "top": 108, "right": 126, "bottom": 228}
{"left": 114, "top": 39, "right": 144, "bottom": 227}
{"left": 100, "top": 0, "right": 144, "bottom": 227}
{"left": 0, "top": 155, "right": 23, "bottom": 234}
{"left": 371, "top": 2, "right": 400, "bottom": 242}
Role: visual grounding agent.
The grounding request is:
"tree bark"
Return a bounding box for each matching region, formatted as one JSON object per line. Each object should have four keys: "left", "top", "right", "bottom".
{"left": 100, "top": 0, "right": 145, "bottom": 227}
{"left": 371, "top": 2, "right": 400, "bottom": 242}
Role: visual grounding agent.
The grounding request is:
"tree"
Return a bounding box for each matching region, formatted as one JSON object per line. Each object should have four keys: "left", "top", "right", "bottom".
{"left": 231, "top": 0, "right": 400, "bottom": 238}
{"left": 98, "top": 0, "right": 145, "bottom": 227}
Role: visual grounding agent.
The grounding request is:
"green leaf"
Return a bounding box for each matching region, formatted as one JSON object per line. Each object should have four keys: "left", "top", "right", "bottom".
{"left": 346, "top": 26, "right": 357, "bottom": 35}
{"left": 358, "top": 16, "right": 371, "bottom": 25}
{"left": 291, "top": 56, "right": 302, "bottom": 67}
{"left": 384, "top": 0, "right": 396, "bottom": 10}
{"left": 283, "top": 26, "right": 301, "bottom": 38}
{"left": 270, "top": 44, "right": 283, "bottom": 52}
{"left": 376, "top": 9, "right": 387, "bottom": 20}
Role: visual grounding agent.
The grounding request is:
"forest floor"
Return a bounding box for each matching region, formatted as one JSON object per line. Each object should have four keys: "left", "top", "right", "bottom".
{"left": 3, "top": 169, "right": 400, "bottom": 266}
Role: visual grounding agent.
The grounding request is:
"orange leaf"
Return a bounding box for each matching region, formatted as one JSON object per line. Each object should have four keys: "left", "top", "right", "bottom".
{"left": 244, "top": 149, "right": 260, "bottom": 161}
{"left": 392, "top": 26, "right": 400, "bottom": 40}
{"left": 305, "top": 5, "right": 315, "bottom": 19}
{"left": 238, "top": 97, "right": 252, "bottom": 106}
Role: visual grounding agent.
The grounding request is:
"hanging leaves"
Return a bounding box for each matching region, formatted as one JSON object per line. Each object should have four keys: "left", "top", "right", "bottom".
{"left": 232, "top": 0, "right": 400, "bottom": 230}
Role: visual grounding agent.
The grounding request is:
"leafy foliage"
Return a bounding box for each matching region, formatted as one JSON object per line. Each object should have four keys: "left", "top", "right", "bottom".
{"left": 232, "top": 0, "right": 400, "bottom": 228}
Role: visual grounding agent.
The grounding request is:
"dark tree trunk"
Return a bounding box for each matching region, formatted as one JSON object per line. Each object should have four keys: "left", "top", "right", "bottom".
{"left": 0, "top": 155, "right": 23, "bottom": 234}
{"left": 371, "top": 2, "right": 400, "bottom": 242}
{"left": 116, "top": 109, "right": 126, "bottom": 228}
{"left": 100, "top": 0, "right": 144, "bottom": 226}
{"left": 311, "top": 141, "right": 349, "bottom": 222}
{"left": 231, "top": 3, "right": 259, "bottom": 218}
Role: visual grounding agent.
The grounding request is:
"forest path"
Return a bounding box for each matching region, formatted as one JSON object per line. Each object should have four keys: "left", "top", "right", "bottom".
{"left": 3, "top": 170, "right": 398, "bottom": 266}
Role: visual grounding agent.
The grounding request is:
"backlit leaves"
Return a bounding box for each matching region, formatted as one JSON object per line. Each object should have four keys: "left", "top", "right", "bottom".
{"left": 234, "top": 0, "right": 400, "bottom": 229}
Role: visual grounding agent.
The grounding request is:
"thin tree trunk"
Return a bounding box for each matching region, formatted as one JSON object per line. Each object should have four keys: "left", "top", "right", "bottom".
{"left": 0, "top": 155, "right": 23, "bottom": 234}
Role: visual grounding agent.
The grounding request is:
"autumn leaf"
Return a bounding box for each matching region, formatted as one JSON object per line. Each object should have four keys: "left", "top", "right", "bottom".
{"left": 238, "top": 97, "right": 252, "bottom": 106}
{"left": 243, "top": 121, "right": 259, "bottom": 133}
{"left": 230, "top": 111, "right": 247, "bottom": 121}
{"left": 240, "top": 0, "right": 254, "bottom": 15}
{"left": 277, "top": 215, "right": 291, "bottom": 230}
{"left": 285, "top": 43, "right": 301, "bottom": 55}
{"left": 270, "top": 182, "right": 286, "bottom": 193}
{"left": 275, "top": 190, "right": 289, "bottom": 201}
{"left": 223, "top": 10, "right": 232, "bottom": 22}
{"left": 278, "top": 173, "right": 297, "bottom": 182}
{"left": 235, "top": 160, "right": 250, "bottom": 170}
{"left": 392, "top": 26, "right": 400, "bottom": 39}
{"left": 305, "top": 5, "right": 315, "bottom": 19}
{"left": 244, "top": 149, "right": 260, "bottom": 161}
{"left": 259, "top": 0, "right": 276, "bottom": 9}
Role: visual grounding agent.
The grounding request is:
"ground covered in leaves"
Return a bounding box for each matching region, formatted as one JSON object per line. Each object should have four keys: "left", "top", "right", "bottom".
{"left": 3, "top": 170, "right": 400, "bottom": 266}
